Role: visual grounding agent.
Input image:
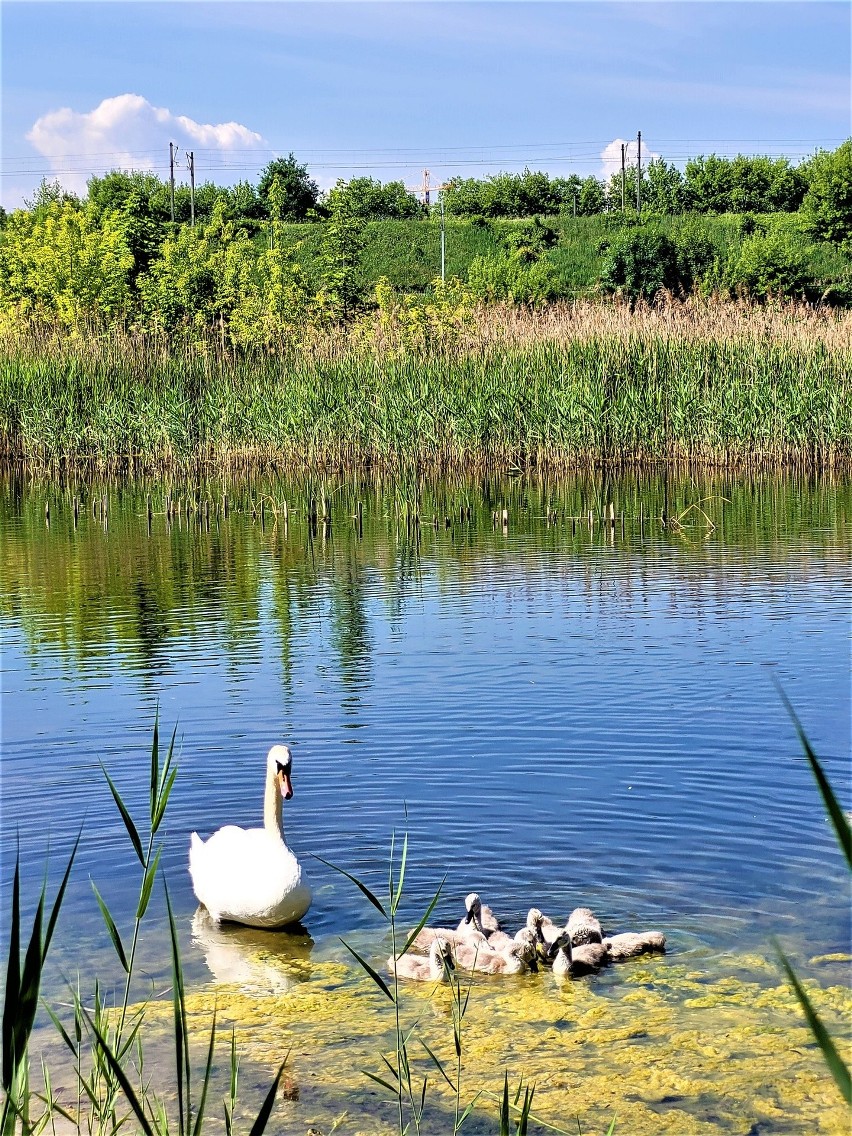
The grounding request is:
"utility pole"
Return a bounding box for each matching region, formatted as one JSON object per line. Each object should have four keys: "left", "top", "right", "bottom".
{"left": 621, "top": 143, "right": 626, "bottom": 213}
{"left": 169, "top": 142, "right": 176, "bottom": 223}
{"left": 440, "top": 191, "right": 446, "bottom": 282}
{"left": 422, "top": 169, "right": 430, "bottom": 207}
{"left": 188, "top": 150, "right": 195, "bottom": 227}
{"left": 636, "top": 130, "right": 642, "bottom": 216}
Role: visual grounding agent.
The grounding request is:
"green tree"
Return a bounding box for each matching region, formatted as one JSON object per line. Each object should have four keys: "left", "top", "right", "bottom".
{"left": 644, "top": 159, "right": 685, "bottom": 214}
{"left": 332, "top": 177, "right": 424, "bottom": 220}
{"left": 315, "top": 181, "right": 364, "bottom": 320}
{"left": 138, "top": 202, "right": 256, "bottom": 332}
{"left": 577, "top": 176, "right": 605, "bottom": 216}
{"left": 0, "top": 200, "right": 133, "bottom": 324}
{"left": 257, "top": 154, "right": 319, "bottom": 221}
{"left": 24, "top": 178, "right": 80, "bottom": 212}
{"left": 801, "top": 140, "right": 852, "bottom": 251}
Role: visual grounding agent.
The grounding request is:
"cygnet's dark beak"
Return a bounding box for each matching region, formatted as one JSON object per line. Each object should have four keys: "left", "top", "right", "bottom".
{"left": 463, "top": 909, "right": 473, "bottom": 924}
{"left": 276, "top": 765, "right": 294, "bottom": 800}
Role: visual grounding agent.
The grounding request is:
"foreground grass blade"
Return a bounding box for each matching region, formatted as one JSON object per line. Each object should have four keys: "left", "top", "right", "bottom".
{"left": 191, "top": 1007, "right": 218, "bottom": 1136}
{"left": 136, "top": 847, "right": 162, "bottom": 921}
{"left": 100, "top": 763, "right": 145, "bottom": 865}
{"left": 310, "top": 854, "right": 388, "bottom": 918}
{"left": 2, "top": 850, "right": 22, "bottom": 1097}
{"left": 776, "top": 682, "right": 852, "bottom": 870}
{"left": 149, "top": 710, "right": 160, "bottom": 825}
{"left": 83, "top": 1010, "right": 156, "bottom": 1136}
{"left": 419, "top": 1038, "right": 455, "bottom": 1091}
{"left": 775, "top": 943, "right": 851, "bottom": 1104}
{"left": 42, "top": 827, "right": 82, "bottom": 960}
{"left": 392, "top": 832, "right": 408, "bottom": 915}
{"left": 91, "top": 883, "right": 129, "bottom": 972}
{"left": 339, "top": 938, "right": 395, "bottom": 1002}
{"left": 3, "top": 835, "right": 79, "bottom": 1136}
{"left": 399, "top": 874, "right": 447, "bottom": 957}
{"left": 165, "top": 881, "right": 191, "bottom": 1136}
{"left": 247, "top": 1059, "right": 288, "bottom": 1136}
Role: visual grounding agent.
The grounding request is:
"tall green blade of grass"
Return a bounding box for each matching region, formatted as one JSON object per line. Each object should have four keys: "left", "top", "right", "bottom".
{"left": 1, "top": 835, "right": 79, "bottom": 1136}
{"left": 775, "top": 946, "right": 851, "bottom": 1104}
{"left": 776, "top": 681, "right": 852, "bottom": 870}
{"left": 775, "top": 684, "right": 852, "bottom": 1105}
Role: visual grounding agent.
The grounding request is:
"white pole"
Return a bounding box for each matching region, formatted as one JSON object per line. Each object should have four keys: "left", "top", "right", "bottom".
{"left": 440, "top": 193, "right": 446, "bottom": 282}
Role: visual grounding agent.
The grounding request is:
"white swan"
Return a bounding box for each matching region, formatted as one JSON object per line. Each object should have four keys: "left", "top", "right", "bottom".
{"left": 189, "top": 744, "right": 312, "bottom": 928}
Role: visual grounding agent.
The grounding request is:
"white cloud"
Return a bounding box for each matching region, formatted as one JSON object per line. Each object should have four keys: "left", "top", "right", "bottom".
{"left": 599, "top": 137, "right": 661, "bottom": 182}
{"left": 25, "top": 94, "right": 267, "bottom": 194}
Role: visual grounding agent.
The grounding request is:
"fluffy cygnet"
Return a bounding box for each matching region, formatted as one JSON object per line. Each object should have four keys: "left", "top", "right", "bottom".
{"left": 388, "top": 937, "right": 455, "bottom": 982}
{"left": 603, "top": 931, "right": 666, "bottom": 961}
{"left": 549, "top": 932, "right": 609, "bottom": 978}
{"left": 458, "top": 892, "right": 502, "bottom": 936}
{"left": 566, "top": 907, "right": 604, "bottom": 945}
{"left": 526, "top": 907, "right": 560, "bottom": 946}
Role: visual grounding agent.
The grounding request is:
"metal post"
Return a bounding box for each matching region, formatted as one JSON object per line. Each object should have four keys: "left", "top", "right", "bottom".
{"left": 189, "top": 150, "right": 195, "bottom": 227}
{"left": 440, "top": 192, "right": 445, "bottom": 281}
{"left": 169, "top": 142, "right": 175, "bottom": 223}
{"left": 636, "top": 130, "right": 642, "bottom": 216}
{"left": 621, "top": 143, "right": 626, "bottom": 213}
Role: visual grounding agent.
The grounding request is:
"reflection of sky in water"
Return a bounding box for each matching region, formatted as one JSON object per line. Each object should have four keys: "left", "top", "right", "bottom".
{"left": 2, "top": 476, "right": 850, "bottom": 1010}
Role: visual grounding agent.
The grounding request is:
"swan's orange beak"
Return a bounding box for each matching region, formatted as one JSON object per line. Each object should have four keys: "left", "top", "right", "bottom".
{"left": 277, "top": 768, "right": 294, "bottom": 800}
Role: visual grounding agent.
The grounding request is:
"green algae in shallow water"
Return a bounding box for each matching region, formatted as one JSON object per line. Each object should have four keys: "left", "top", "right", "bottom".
{"left": 127, "top": 953, "right": 852, "bottom": 1135}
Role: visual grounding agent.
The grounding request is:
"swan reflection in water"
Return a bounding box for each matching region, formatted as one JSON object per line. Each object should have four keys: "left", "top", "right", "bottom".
{"left": 191, "top": 908, "right": 314, "bottom": 993}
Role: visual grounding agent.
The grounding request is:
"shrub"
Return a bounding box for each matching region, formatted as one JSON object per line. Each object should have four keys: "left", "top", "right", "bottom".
{"left": 725, "top": 231, "right": 813, "bottom": 300}
{"left": 467, "top": 254, "right": 558, "bottom": 304}
{"left": 598, "top": 228, "right": 682, "bottom": 305}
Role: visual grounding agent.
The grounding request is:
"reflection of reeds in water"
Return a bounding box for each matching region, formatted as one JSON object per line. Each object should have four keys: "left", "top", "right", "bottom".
{"left": 1, "top": 299, "right": 850, "bottom": 470}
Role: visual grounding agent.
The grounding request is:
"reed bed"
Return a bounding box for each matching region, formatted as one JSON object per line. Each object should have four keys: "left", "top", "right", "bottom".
{"left": 1, "top": 300, "right": 849, "bottom": 471}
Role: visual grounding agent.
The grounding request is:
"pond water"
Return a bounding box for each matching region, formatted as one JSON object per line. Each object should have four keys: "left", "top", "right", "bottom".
{"left": 2, "top": 469, "right": 850, "bottom": 1135}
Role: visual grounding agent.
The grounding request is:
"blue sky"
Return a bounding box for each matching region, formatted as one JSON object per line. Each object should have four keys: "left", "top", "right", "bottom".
{"left": 2, "top": 1, "right": 849, "bottom": 208}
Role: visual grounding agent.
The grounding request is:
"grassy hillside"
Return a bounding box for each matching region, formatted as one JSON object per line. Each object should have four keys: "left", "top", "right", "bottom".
{"left": 273, "top": 212, "right": 850, "bottom": 298}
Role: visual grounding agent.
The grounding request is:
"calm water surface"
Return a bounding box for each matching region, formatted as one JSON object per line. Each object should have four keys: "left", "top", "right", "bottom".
{"left": 2, "top": 469, "right": 850, "bottom": 1134}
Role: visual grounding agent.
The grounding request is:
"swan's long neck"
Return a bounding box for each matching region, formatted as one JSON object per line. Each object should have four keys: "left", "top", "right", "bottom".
{"left": 264, "top": 770, "right": 285, "bottom": 841}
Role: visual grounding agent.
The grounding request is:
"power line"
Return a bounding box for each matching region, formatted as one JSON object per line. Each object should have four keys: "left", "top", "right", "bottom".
{"left": 2, "top": 136, "right": 842, "bottom": 164}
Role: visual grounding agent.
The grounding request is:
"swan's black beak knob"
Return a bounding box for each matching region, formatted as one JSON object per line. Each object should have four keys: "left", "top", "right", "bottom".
{"left": 277, "top": 765, "right": 293, "bottom": 799}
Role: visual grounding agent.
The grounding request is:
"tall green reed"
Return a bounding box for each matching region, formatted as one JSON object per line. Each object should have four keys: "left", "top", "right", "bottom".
{"left": 773, "top": 685, "right": 851, "bottom": 1107}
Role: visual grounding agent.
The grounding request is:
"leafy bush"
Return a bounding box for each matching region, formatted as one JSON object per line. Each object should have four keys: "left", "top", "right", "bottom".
{"left": 598, "top": 228, "right": 683, "bottom": 305}
{"left": 725, "top": 231, "right": 813, "bottom": 300}
{"left": 467, "top": 254, "right": 557, "bottom": 304}
{"left": 257, "top": 154, "right": 320, "bottom": 222}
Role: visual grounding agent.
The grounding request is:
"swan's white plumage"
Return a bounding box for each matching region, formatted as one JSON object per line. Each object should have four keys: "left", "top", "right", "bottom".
{"left": 188, "top": 745, "right": 312, "bottom": 929}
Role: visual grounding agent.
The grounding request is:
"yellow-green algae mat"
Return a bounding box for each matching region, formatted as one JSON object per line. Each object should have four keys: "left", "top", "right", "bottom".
{"left": 136, "top": 950, "right": 852, "bottom": 1135}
